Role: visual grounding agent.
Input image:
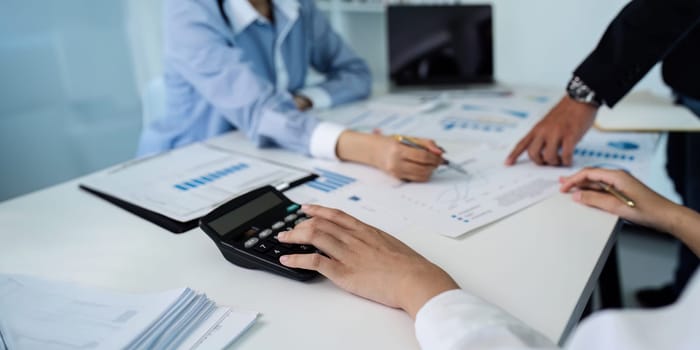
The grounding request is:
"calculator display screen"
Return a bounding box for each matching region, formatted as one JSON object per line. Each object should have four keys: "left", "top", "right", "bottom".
{"left": 209, "top": 192, "right": 282, "bottom": 236}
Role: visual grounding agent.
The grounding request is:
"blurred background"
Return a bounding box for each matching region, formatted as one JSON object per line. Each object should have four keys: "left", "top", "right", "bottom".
{"left": 0, "top": 0, "right": 681, "bottom": 309}
{"left": 0, "top": 0, "right": 671, "bottom": 202}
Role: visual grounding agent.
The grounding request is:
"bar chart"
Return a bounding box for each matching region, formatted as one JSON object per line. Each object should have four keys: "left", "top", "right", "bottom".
{"left": 305, "top": 168, "right": 357, "bottom": 193}
{"left": 173, "top": 163, "right": 249, "bottom": 191}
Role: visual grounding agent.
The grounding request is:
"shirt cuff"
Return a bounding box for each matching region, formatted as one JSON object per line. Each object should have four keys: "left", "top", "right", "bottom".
{"left": 298, "top": 86, "right": 333, "bottom": 109}
{"left": 309, "top": 122, "right": 346, "bottom": 160}
{"left": 414, "top": 289, "right": 468, "bottom": 348}
{"left": 415, "top": 289, "right": 556, "bottom": 349}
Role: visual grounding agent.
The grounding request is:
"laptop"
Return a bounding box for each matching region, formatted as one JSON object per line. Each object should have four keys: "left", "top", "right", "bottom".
{"left": 386, "top": 4, "right": 495, "bottom": 92}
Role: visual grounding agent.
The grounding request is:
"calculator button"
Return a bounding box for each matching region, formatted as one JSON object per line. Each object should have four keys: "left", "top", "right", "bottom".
{"left": 243, "top": 237, "right": 259, "bottom": 249}
{"left": 254, "top": 241, "right": 272, "bottom": 253}
{"left": 284, "top": 214, "right": 297, "bottom": 223}
{"left": 259, "top": 229, "right": 273, "bottom": 239}
{"left": 286, "top": 204, "right": 300, "bottom": 213}
{"left": 271, "top": 221, "right": 285, "bottom": 230}
{"left": 294, "top": 217, "right": 308, "bottom": 226}
{"left": 267, "top": 247, "right": 288, "bottom": 259}
{"left": 296, "top": 209, "right": 304, "bottom": 215}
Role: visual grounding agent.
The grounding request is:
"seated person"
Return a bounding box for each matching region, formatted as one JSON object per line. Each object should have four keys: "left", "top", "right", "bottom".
{"left": 138, "top": 0, "right": 442, "bottom": 182}
{"left": 278, "top": 168, "right": 700, "bottom": 349}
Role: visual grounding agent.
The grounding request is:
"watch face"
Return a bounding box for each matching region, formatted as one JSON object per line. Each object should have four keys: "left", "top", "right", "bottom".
{"left": 568, "top": 77, "right": 596, "bottom": 103}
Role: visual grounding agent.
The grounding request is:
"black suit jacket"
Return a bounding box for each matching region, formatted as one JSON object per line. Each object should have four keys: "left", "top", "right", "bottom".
{"left": 574, "top": 0, "right": 700, "bottom": 107}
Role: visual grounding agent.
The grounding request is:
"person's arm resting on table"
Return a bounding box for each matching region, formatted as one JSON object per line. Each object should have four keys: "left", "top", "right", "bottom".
{"left": 276, "top": 174, "right": 700, "bottom": 349}
{"left": 165, "top": 0, "right": 442, "bottom": 181}
{"left": 560, "top": 168, "right": 700, "bottom": 256}
{"left": 277, "top": 205, "right": 555, "bottom": 349}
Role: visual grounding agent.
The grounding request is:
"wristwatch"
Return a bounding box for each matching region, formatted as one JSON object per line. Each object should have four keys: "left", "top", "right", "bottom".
{"left": 567, "top": 76, "right": 603, "bottom": 107}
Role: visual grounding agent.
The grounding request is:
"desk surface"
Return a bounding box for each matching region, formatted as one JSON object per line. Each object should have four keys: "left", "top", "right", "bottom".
{"left": 0, "top": 132, "right": 620, "bottom": 349}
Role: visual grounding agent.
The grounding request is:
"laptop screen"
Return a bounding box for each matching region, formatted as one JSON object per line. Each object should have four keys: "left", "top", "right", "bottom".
{"left": 387, "top": 5, "right": 493, "bottom": 86}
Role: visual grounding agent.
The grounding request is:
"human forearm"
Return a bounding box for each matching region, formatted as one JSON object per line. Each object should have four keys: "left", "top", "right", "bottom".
{"left": 667, "top": 204, "right": 700, "bottom": 257}
{"left": 336, "top": 131, "right": 443, "bottom": 182}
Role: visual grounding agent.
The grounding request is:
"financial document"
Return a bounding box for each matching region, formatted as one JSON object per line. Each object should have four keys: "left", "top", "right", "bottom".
{"left": 295, "top": 93, "right": 661, "bottom": 238}
{"left": 316, "top": 91, "right": 554, "bottom": 144}
{"left": 0, "top": 274, "right": 258, "bottom": 350}
{"left": 287, "top": 144, "right": 563, "bottom": 237}
{"left": 81, "top": 143, "right": 310, "bottom": 222}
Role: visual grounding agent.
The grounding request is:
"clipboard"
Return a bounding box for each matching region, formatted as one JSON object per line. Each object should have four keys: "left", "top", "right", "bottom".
{"left": 79, "top": 143, "right": 317, "bottom": 234}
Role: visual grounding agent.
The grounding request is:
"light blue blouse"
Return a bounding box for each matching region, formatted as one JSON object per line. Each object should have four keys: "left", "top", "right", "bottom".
{"left": 138, "top": 0, "right": 371, "bottom": 157}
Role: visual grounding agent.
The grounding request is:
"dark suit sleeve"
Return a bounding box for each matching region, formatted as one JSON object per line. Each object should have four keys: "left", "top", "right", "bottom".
{"left": 574, "top": 0, "right": 700, "bottom": 107}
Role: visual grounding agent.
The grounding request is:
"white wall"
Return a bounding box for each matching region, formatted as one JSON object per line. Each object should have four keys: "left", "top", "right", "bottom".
{"left": 325, "top": 0, "right": 668, "bottom": 94}
{"left": 0, "top": 1, "right": 142, "bottom": 201}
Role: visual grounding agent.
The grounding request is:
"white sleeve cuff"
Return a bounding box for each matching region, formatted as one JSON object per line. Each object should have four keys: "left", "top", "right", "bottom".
{"left": 415, "top": 289, "right": 555, "bottom": 349}
{"left": 309, "top": 122, "right": 346, "bottom": 160}
{"left": 299, "top": 86, "right": 333, "bottom": 109}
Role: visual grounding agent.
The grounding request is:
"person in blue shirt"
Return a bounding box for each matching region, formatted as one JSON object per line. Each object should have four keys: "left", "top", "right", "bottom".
{"left": 138, "top": 0, "right": 444, "bottom": 182}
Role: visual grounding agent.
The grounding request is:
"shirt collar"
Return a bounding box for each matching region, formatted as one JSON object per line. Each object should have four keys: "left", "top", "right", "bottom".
{"left": 227, "top": 0, "right": 300, "bottom": 35}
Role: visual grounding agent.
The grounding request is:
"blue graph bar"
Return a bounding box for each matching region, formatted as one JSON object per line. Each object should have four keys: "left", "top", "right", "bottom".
{"left": 575, "top": 148, "right": 635, "bottom": 162}
{"left": 316, "top": 168, "right": 356, "bottom": 183}
{"left": 305, "top": 168, "right": 357, "bottom": 193}
{"left": 502, "top": 109, "right": 529, "bottom": 118}
{"left": 306, "top": 181, "right": 332, "bottom": 192}
{"left": 174, "top": 162, "right": 249, "bottom": 191}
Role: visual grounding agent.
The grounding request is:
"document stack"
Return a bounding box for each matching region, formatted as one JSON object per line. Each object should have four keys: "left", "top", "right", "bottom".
{"left": 0, "top": 274, "right": 258, "bottom": 350}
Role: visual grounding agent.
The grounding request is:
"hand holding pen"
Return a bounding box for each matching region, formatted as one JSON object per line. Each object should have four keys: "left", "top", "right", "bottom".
{"left": 559, "top": 167, "right": 682, "bottom": 234}
{"left": 393, "top": 135, "right": 469, "bottom": 176}
{"left": 336, "top": 131, "right": 444, "bottom": 182}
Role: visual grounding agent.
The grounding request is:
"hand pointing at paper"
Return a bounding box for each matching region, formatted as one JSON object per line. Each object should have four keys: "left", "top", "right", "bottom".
{"left": 505, "top": 96, "right": 598, "bottom": 166}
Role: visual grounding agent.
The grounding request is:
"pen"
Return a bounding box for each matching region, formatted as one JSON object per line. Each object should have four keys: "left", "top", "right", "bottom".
{"left": 275, "top": 174, "right": 319, "bottom": 192}
{"left": 393, "top": 135, "right": 468, "bottom": 175}
{"left": 598, "top": 181, "right": 636, "bottom": 208}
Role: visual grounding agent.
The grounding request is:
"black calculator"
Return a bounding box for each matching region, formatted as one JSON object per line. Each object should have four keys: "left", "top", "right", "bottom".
{"left": 199, "top": 185, "right": 319, "bottom": 281}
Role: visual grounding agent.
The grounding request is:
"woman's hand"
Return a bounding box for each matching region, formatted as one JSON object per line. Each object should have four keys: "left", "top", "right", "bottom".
{"left": 559, "top": 168, "right": 680, "bottom": 233}
{"left": 336, "top": 131, "right": 443, "bottom": 182}
{"left": 278, "top": 204, "right": 459, "bottom": 319}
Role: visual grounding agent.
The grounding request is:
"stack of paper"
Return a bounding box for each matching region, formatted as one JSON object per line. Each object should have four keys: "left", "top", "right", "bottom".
{"left": 0, "top": 274, "right": 258, "bottom": 350}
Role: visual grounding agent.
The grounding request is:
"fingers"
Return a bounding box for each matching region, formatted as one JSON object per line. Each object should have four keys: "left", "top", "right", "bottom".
{"left": 395, "top": 162, "right": 435, "bottom": 182}
{"left": 572, "top": 189, "right": 627, "bottom": 216}
{"left": 300, "top": 205, "right": 363, "bottom": 231}
{"left": 414, "top": 138, "right": 444, "bottom": 155}
{"left": 280, "top": 253, "right": 337, "bottom": 277}
{"left": 505, "top": 133, "right": 533, "bottom": 165}
{"left": 277, "top": 220, "right": 348, "bottom": 259}
{"left": 560, "top": 136, "right": 576, "bottom": 166}
{"left": 400, "top": 145, "right": 443, "bottom": 166}
{"left": 284, "top": 217, "right": 356, "bottom": 245}
{"left": 559, "top": 167, "right": 627, "bottom": 193}
{"left": 542, "top": 134, "right": 562, "bottom": 165}
{"left": 527, "top": 134, "right": 546, "bottom": 165}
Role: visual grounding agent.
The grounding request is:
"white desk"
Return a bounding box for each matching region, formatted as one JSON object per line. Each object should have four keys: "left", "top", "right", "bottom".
{"left": 0, "top": 131, "right": 621, "bottom": 349}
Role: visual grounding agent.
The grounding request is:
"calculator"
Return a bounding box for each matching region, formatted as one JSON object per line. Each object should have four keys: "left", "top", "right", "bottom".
{"left": 199, "top": 186, "right": 319, "bottom": 281}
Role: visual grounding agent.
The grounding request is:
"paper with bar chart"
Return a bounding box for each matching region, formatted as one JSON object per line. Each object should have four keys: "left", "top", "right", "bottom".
{"left": 81, "top": 143, "right": 310, "bottom": 222}
{"left": 286, "top": 129, "right": 659, "bottom": 238}
{"left": 315, "top": 93, "right": 553, "bottom": 145}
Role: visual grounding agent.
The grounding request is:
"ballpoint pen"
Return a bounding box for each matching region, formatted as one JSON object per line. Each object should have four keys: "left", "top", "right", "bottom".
{"left": 393, "top": 135, "right": 469, "bottom": 175}
{"left": 598, "top": 181, "right": 636, "bottom": 208}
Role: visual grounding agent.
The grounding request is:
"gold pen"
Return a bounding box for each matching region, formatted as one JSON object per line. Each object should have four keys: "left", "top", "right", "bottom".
{"left": 598, "top": 181, "right": 636, "bottom": 208}
{"left": 393, "top": 135, "right": 468, "bottom": 175}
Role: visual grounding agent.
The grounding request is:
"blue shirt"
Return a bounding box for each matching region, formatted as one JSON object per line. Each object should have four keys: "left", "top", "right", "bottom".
{"left": 138, "top": 0, "right": 371, "bottom": 157}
